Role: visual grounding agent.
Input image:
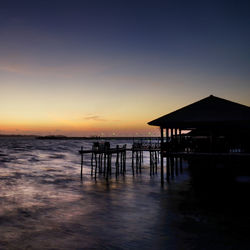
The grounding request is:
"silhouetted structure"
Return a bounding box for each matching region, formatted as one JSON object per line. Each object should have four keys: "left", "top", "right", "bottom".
{"left": 148, "top": 95, "right": 250, "bottom": 183}
{"left": 79, "top": 142, "right": 127, "bottom": 180}
{"left": 79, "top": 141, "right": 160, "bottom": 179}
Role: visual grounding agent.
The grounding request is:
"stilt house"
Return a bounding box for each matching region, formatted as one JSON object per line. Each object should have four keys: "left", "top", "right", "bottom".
{"left": 148, "top": 95, "right": 250, "bottom": 154}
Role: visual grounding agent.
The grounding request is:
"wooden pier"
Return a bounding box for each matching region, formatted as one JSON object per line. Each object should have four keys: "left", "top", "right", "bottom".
{"left": 79, "top": 141, "right": 161, "bottom": 180}
{"left": 79, "top": 140, "right": 250, "bottom": 186}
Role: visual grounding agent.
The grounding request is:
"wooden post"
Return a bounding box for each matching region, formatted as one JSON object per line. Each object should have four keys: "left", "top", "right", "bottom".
{"left": 101, "top": 154, "right": 103, "bottom": 172}
{"left": 80, "top": 147, "right": 83, "bottom": 179}
{"left": 123, "top": 145, "right": 126, "bottom": 172}
{"left": 155, "top": 150, "right": 157, "bottom": 174}
{"left": 119, "top": 149, "right": 122, "bottom": 174}
{"left": 103, "top": 153, "right": 107, "bottom": 176}
{"left": 94, "top": 153, "right": 98, "bottom": 179}
{"left": 116, "top": 145, "right": 119, "bottom": 177}
{"left": 152, "top": 151, "right": 155, "bottom": 175}
{"left": 139, "top": 150, "right": 142, "bottom": 173}
{"left": 166, "top": 128, "right": 169, "bottom": 149}
{"left": 179, "top": 129, "right": 182, "bottom": 143}
{"left": 170, "top": 128, "right": 173, "bottom": 152}
{"left": 91, "top": 153, "right": 94, "bottom": 167}
{"left": 150, "top": 149, "right": 152, "bottom": 176}
{"left": 135, "top": 149, "right": 139, "bottom": 174}
{"left": 99, "top": 154, "right": 101, "bottom": 173}
{"left": 106, "top": 153, "right": 112, "bottom": 179}
{"left": 106, "top": 153, "right": 110, "bottom": 180}
{"left": 109, "top": 153, "right": 112, "bottom": 176}
{"left": 132, "top": 149, "right": 135, "bottom": 175}
{"left": 160, "top": 127, "right": 164, "bottom": 185}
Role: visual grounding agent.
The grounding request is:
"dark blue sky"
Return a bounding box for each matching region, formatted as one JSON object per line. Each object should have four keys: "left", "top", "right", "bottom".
{"left": 0, "top": 0, "right": 250, "bottom": 135}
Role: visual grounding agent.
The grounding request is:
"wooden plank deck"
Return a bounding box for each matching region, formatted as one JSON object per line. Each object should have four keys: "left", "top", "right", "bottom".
{"left": 79, "top": 148, "right": 250, "bottom": 157}
{"left": 79, "top": 147, "right": 161, "bottom": 155}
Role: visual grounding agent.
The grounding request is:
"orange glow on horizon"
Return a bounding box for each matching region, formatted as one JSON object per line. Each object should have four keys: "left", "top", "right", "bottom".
{"left": 0, "top": 119, "right": 160, "bottom": 136}
{"left": 1, "top": 60, "right": 249, "bottom": 137}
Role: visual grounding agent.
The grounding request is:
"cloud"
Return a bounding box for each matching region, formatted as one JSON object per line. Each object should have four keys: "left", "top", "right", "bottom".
{"left": 0, "top": 63, "right": 30, "bottom": 74}
{"left": 83, "top": 115, "right": 106, "bottom": 122}
{"left": 0, "top": 60, "right": 109, "bottom": 79}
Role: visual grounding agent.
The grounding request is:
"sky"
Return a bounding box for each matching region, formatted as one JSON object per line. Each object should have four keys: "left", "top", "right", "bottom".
{"left": 0, "top": 0, "right": 250, "bottom": 136}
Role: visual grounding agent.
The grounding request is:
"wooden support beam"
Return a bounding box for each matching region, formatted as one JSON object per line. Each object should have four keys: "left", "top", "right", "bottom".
{"left": 154, "top": 151, "right": 156, "bottom": 174}
{"left": 132, "top": 149, "right": 134, "bottom": 175}
{"left": 80, "top": 146, "right": 83, "bottom": 179}
{"left": 160, "top": 127, "right": 164, "bottom": 184}
{"left": 116, "top": 145, "right": 119, "bottom": 177}
{"left": 170, "top": 128, "right": 174, "bottom": 152}
{"left": 103, "top": 154, "right": 106, "bottom": 176}
{"left": 166, "top": 128, "right": 169, "bottom": 143}
{"left": 94, "top": 153, "right": 98, "bottom": 179}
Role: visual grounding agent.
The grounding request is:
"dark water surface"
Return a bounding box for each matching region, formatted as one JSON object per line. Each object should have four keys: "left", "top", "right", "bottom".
{"left": 0, "top": 138, "right": 249, "bottom": 249}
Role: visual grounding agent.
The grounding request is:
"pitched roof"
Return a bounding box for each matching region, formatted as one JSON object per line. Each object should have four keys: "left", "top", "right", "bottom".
{"left": 148, "top": 95, "right": 250, "bottom": 129}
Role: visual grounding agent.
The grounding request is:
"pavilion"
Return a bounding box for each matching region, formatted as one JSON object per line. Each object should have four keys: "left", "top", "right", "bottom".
{"left": 148, "top": 95, "right": 250, "bottom": 153}
{"left": 148, "top": 95, "right": 250, "bottom": 182}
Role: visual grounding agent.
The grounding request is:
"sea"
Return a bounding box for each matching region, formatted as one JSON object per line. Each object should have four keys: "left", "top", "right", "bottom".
{"left": 0, "top": 137, "right": 249, "bottom": 249}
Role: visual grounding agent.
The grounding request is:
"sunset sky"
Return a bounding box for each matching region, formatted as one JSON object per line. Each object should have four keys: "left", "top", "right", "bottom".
{"left": 1, "top": 0, "right": 250, "bottom": 136}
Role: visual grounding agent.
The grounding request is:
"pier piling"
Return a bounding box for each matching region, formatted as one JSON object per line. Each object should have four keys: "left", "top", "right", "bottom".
{"left": 78, "top": 139, "right": 189, "bottom": 182}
